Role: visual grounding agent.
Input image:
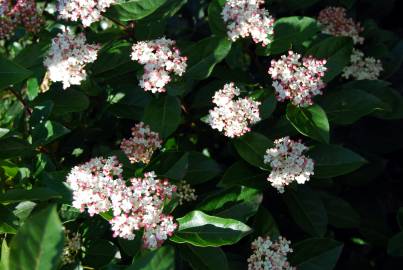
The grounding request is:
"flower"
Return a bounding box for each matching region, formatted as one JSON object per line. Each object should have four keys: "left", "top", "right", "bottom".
{"left": 208, "top": 82, "right": 261, "bottom": 138}
{"left": 268, "top": 51, "right": 327, "bottom": 107}
{"left": 120, "top": 122, "right": 162, "bottom": 164}
{"left": 222, "top": 0, "right": 275, "bottom": 46}
{"left": 131, "top": 37, "right": 187, "bottom": 93}
{"left": 62, "top": 229, "right": 82, "bottom": 265}
{"left": 44, "top": 28, "right": 100, "bottom": 89}
{"left": 67, "top": 159, "right": 177, "bottom": 249}
{"left": 248, "top": 236, "right": 295, "bottom": 270}
{"left": 176, "top": 180, "right": 197, "bottom": 205}
{"left": 57, "top": 0, "right": 116, "bottom": 27}
{"left": 0, "top": 0, "right": 42, "bottom": 39}
{"left": 342, "top": 49, "right": 383, "bottom": 80}
{"left": 318, "top": 6, "right": 364, "bottom": 45}
{"left": 264, "top": 137, "right": 314, "bottom": 193}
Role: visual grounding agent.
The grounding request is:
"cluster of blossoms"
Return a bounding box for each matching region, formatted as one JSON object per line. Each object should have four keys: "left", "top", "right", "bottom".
{"left": 120, "top": 122, "right": 162, "bottom": 164}
{"left": 66, "top": 157, "right": 177, "bottom": 249}
{"left": 176, "top": 180, "right": 197, "bottom": 205}
{"left": 222, "top": 0, "right": 275, "bottom": 46}
{"left": 57, "top": 0, "right": 116, "bottom": 27}
{"left": 44, "top": 28, "right": 100, "bottom": 89}
{"left": 131, "top": 38, "right": 187, "bottom": 93}
{"left": 62, "top": 229, "right": 82, "bottom": 265}
{"left": 342, "top": 49, "right": 383, "bottom": 80}
{"left": 0, "top": 0, "right": 42, "bottom": 39}
{"left": 248, "top": 236, "right": 295, "bottom": 270}
{"left": 264, "top": 137, "right": 314, "bottom": 193}
{"left": 268, "top": 51, "right": 327, "bottom": 107}
{"left": 208, "top": 83, "right": 261, "bottom": 138}
{"left": 318, "top": 6, "right": 364, "bottom": 45}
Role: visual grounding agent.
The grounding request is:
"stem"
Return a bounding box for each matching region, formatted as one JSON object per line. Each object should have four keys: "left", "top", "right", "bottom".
{"left": 9, "top": 88, "right": 32, "bottom": 116}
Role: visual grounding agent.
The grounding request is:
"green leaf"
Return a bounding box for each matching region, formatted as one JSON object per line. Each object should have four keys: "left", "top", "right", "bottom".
{"left": 218, "top": 161, "right": 267, "bottom": 189}
{"left": 320, "top": 88, "right": 387, "bottom": 125}
{"left": 284, "top": 187, "right": 328, "bottom": 237}
{"left": 184, "top": 36, "right": 232, "bottom": 80}
{"left": 143, "top": 95, "right": 181, "bottom": 138}
{"left": 177, "top": 245, "right": 229, "bottom": 270}
{"left": 9, "top": 205, "right": 64, "bottom": 270}
{"left": 208, "top": 1, "right": 226, "bottom": 36}
{"left": 250, "top": 207, "right": 280, "bottom": 240}
{"left": 286, "top": 104, "right": 330, "bottom": 144}
{"left": 309, "top": 144, "right": 367, "bottom": 178}
{"left": 184, "top": 152, "right": 221, "bottom": 185}
{"left": 233, "top": 132, "right": 273, "bottom": 168}
{"left": 197, "top": 187, "right": 263, "bottom": 222}
{"left": 306, "top": 37, "right": 353, "bottom": 82}
{"left": 290, "top": 238, "right": 343, "bottom": 270}
{"left": 149, "top": 151, "right": 189, "bottom": 180}
{"left": 93, "top": 41, "right": 133, "bottom": 75}
{"left": 0, "top": 188, "right": 62, "bottom": 204}
{"left": 388, "top": 232, "right": 403, "bottom": 257}
{"left": 32, "top": 121, "right": 70, "bottom": 146}
{"left": 319, "top": 192, "right": 360, "bottom": 229}
{"left": 0, "top": 137, "right": 34, "bottom": 159}
{"left": 0, "top": 57, "right": 32, "bottom": 91}
{"left": 83, "top": 240, "right": 117, "bottom": 268}
{"left": 33, "top": 89, "right": 90, "bottom": 115}
{"left": 0, "top": 205, "right": 19, "bottom": 234}
{"left": 257, "top": 17, "right": 320, "bottom": 55}
{"left": 105, "top": 0, "right": 167, "bottom": 21}
{"left": 128, "top": 245, "right": 174, "bottom": 270}
{"left": 170, "top": 211, "right": 251, "bottom": 247}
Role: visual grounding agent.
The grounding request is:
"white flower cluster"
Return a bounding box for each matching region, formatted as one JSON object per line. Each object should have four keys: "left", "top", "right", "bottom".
{"left": 44, "top": 28, "right": 100, "bottom": 89}
{"left": 176, "top": 180, "right": 197, "bottom": 205}
{"left": 120, "top": 122, "right": 162, "bottom": 164}
{"left": 208, "top": 82, "right": 261, "bottom": 138}
{"left": 57, "top": 0, "right": 116, "bottom": 27}
{"left": 342, "top": 49, "right": 383, "bottom": 80}
{"left": 264, "top": 137, "right": 314, "bottom": 193}
{"left": 66, "top": 157, "right": 177, "bottom": 249}
{"left": 318, "top": 6, "right": 364, "bottom": 45}
{"left": 268, "top": 51, "right": 327, "bottom": 107}
{"left": 248, "top": 236, "right": 295, "bottom": 270}
{"left": 131, "top": 38, "right": 187, "bottom": 93}
{"left": 222, "top": 0, "right": 275, "bottom": 46}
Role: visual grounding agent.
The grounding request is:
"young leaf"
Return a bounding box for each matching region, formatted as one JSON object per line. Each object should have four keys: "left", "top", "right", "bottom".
{"left": 9, "top": 205, "right": 64, "bottom": 270}
{"left": 286, "top": 104, "right": 330, "bottom": 144}
{"left": 309, "top": 144, "right": 367, "bottom": 178}
{"left": 233, "top": 132, "right": 273, "bottom": 168}
{"left": 170, "top": 211, "right": 251, "bottom": 247}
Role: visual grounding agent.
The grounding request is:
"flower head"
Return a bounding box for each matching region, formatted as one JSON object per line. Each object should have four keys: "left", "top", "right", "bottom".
{"left": 120, "top": 122, "right": 162, "bottom": 164}
{"left": 57, "top": 0, "right": 116, "bottom": 27}
{"left": 342, "top": 49, "right": 383, "bottom": 80}
{"left": 44, "top": 28, "right": 100, "bottom": 89}
{"left": 264, "top": 137, "right": 314, "bottom": 193}
{"left": 176, "top": 180, "right": 197, "bottom": 205}
{"left": 208, "top": 82, "right": 261, "bottom": 138}
{"left": 248, "top": 236, "right": 295, "bottom": 270}
{"left": 222, "top": 0, "right": 275, "bottom": 46}
{"left": 318, "top": 6, "right": 364, "bottom": 45}
{"left": 62, "top": 229, "right": 82, "bottom": 265}
{"left": 268, "top": 51, "right": 327, "bottom": 107}
{"left": 131, "top": 38, "right": 187, "bottom": 93}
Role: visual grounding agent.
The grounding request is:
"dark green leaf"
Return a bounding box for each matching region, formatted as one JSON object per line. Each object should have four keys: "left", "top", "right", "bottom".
{"left": 33, "top": 89, "right": 90, "bottom": 115}
{"left": 208, "top": 0, "right": 226, "bottom": 36}
{"left": 128, "top": 245, "right": 174, "bottom": 270}
{"left": 309, "top": 144, "right": 367, "bottom": 178}
{"left": 233, "top": 132, "right": 273, "bottom": 168}
{"left": 397, "top": 208, "right": 403, "bottom": 230}
{"left": 0, "top": 188, "right": 62, "bottom": 204}
{"left": 83, "top": 240, "right": 117, "bottom": 268}
{"left": 286, "top": 104, "right": 330, "bottom": 143}
{"left": 0, "top": 205, "right": 19, "bottom": 234}
{"left": 0, "top": 138, "right": 34, "bottom": 159}
{"left": 250, "top": 207, "right": 280, "bottom": 240}
{"left": 184, "top": 152, "right": 221, "bottom": 185}
{"left": 9, "top": 205, "right": 64, "bottom": 270}
{"left": 0, "top": 57, "right": 32, "bottom": 91}
{"left": 218, "top": 161, "right": 267, "bottom": 189}
{"left": 320, "top": 192, "right": 360, "bottom": 229}
{"left": 388, "top": 232, "right": 403, "bottom": 257}
{"left": 105, "top": 0, "right": 167, "bottom": 21}
{"left": 177, "top": 245, "right": 229, "bottom": 270}
{"left": 170, "top": 211, "right": 251, "bottom": 247}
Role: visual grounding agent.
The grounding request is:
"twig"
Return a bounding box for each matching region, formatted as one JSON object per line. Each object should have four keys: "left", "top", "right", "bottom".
{"left": 9, "top": 88, "right": 32, "bottom": 116}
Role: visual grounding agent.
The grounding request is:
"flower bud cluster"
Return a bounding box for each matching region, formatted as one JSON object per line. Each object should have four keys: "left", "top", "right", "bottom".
{"left": 131, "top": 38, "right": 187, "bottom": 93}
{"left": 62, "top": 229, "right": 82, "bottom": 265}
{"left": 66, "top": 157, "right": 177, "bottom": 249}
{"left": 264, "top": 137, "right": 314, "bottom": 193}
{"left": 120, "top": 122, "right": 162, "bottom": 164}
{"left": 248, "top": 236, "right": 295, "bottom": 270}
{"left": 177, "top": 180, "right": 197, "bottom": 205}
{"left": 318, "top": 6, "right": 364, "bottom": 45}
{"left": 268, "top": 51, "right": 327, "bottom": 107}
{"left": 44, "top": 28, "right": 100, "bottom": 89}
{"left": 222, "top": 0, "right": 275, "bottom": 46}
{"left": 342, "top": 49, "right": 383, "bottom": 80}
{"left": 208, "top": 82, "right": 261, "bottom": 138}
{"left": 0, "top": 0, "right": 42, "bottom": 39}
{"left": 57, "top": 0, "right": 116, "bottom": 27}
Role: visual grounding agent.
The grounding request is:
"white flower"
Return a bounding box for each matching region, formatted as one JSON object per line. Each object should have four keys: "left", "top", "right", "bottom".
{"left": 342, "top": 49, "right": 383, "bottom": 80}
{"left": 264, "top": 137, "right": 314, "bottom": 193}
{"left": 176, "top": 180, "right": 197, "bottom": 205}
{"left": 44, "top": 28, "right": 100, "bottom": 89}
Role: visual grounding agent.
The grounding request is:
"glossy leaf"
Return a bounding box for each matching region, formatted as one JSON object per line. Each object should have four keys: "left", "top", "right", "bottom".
{"left": 218, "top": 161, "right": 267, "bottom": 189}
{"left": 177, "top": 245, "right": 229, "bottom": 270}
{"left": 233, "top": 132, "right": 273, "bottom": 168}
{"left": 105, "top": 0, "right": 167, "bottom": 21}
{"left": 128, "top": 245, "right": 175, "bottom": 270}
